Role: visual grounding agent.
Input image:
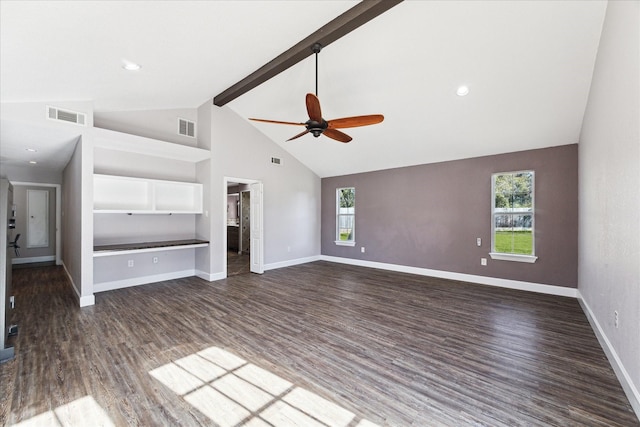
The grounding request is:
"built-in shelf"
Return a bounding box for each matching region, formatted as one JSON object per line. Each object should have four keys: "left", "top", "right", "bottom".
{"left": 93, "top": 239, "right": 209, "bottom": 257}
{"left": 94, "top": 174, "right": 203, "bottom": 214}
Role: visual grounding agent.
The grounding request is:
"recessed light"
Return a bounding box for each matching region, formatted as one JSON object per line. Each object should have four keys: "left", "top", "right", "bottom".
{"left": 26, "top": 148, "right": 37, "bottom": 152}
{"left": 456, "top": 85, "right": 470, "bottom": 96}
{"left": 122, "top": 61, "right": 141, "bottom": 71}
{"left": 29, "top": 161, "right": 37, "bottom": 164}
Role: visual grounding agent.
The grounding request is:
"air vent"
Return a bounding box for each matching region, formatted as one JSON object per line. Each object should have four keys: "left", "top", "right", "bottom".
{"left": 178, "top": 118, "right": 196, "bottom": 138}
{"left": 271, "top": 157, "right": 282, "bottom": 166}
{"left": 47, "top": 106, "right": 86, "bottom": 126}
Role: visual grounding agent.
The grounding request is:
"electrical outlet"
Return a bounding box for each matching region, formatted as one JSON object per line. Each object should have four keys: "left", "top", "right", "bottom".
{"left": 614, "top": 310, "right": 619, "bottom": 328}
{"left": 476, "top": 237, "right": 482, "bottom": 247}
{"left": 128, "top": 260, "right": 134, "bottom": 267}
{"left": 9, "top": 295, "right": 15, "bottom": 309}
{"left": 481, "top": 258, "right": 487, "bottom": 266}
{"left": 361, "top": 247, "right": 365, "bottom": 253}
{"left": 152, "top": 256, "right": 158, "bottom": 264}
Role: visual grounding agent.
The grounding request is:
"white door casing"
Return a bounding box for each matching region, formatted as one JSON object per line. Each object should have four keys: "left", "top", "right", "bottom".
{"left": 249, "top": 182, "right": 264, "bottom": 274}
{"left": 27, "top": 189, "right": 49, "bottom": 248}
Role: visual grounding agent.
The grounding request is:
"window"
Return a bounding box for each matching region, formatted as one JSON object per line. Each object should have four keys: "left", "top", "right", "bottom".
{"left": 335, "top": 187, "right": 355, "bottom": 246}
{"left": 490, "top": 171, "right": 537, "bottom": 263}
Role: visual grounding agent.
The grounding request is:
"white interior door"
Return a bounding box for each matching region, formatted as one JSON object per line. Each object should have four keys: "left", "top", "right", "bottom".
{"left": 249, "top": 182, "right": 264, "bottom": 274}
{"left": 27, "top": 189, "right": 49, "bottom": 248}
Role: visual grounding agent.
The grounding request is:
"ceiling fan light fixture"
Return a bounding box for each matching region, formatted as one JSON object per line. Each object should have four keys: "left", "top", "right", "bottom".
{"left": 456, "top": 85, "right": 470, "bottom": 96}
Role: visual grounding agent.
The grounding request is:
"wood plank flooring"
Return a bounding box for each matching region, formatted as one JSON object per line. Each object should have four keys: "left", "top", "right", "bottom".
{"left": 1, "top": 262, "right": 638, "bottom": 426}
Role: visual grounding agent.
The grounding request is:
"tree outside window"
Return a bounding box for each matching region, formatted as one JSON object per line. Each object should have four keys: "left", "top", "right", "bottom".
{"left": 336, "top": 187, "right": 355, "bottom": 245}
{"left": 492, "top": 171, "right": 534, "bottom": 256}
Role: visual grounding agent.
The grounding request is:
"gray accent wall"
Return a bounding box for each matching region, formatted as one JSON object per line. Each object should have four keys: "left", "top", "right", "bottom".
{"left": 578, "top": 0, "right": 639, "bottom": 415}
{"left": 322, "top": 144, "right": 578, "bottom": 288}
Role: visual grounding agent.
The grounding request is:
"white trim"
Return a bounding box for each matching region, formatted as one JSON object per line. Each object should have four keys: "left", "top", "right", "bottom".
{"left": 196, "top": 270, "right": 226, "bottom": 282}
{"left": 93, "top": 243, "right": 208, "bottom": 257}
{"left": 62, "top": 261, "right": 95, "bottom": 307}
{"left": 223, "top": 176, "right": 264, "bottom": 278}
{"left": 334, "top": 240, "right": 356, "bottom": 247}
{"left": 319, "top": 255, "right": 578, "bottom": 298}
{"left": 12, "top": 255, "right": 55, "bottom": 265}
{"left": 264, "top": 255, "right": 321, "bottom": 271}
{"left": 10, "top": 182, "right": 62, "bottom": 265}
{"left": 578, "top": 292, "right": 640, "bottom": 419}
{"left": 26, "top": 189, "right": 49, "bottom": 248}
{"left": 491, "top": 170, "right": 535, "bottom": 257}
{"left": 80, "top": 294, "right": 96, "bottom": 307}
{"left": 489, "top": 252, "right": 538, "bottom": 263}
{"left": 93, "top": 269, "right": 196, "bottom": 293}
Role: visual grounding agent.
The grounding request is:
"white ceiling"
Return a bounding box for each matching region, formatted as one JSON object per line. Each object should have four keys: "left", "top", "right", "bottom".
{"left": 1, "top": 1, "right": 607, "bottom": 178}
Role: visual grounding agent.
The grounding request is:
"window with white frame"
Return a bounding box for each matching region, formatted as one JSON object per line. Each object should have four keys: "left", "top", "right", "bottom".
{"left": 335, "top": 187, "right": 355, "bottom": 246}
{"left": 490, "top": 171, "right": 537, "bottom": 263}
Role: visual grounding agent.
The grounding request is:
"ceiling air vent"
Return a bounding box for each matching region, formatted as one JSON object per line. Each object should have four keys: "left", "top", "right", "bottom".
{"left": 271, "top": 157, "right": 282, "bottom": 166}
{"left": 47, "top": 106, "right": 86, "bottom": 126}
{"left": 178, "top": 118, "right": 196, "bottom": 138}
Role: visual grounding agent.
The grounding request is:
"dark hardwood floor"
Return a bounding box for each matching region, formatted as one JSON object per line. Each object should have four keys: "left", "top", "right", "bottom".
{"left": 227, "top": 250, "right": 250, "bottom": 277}
{"left": 1, "top": 262, "right": 637, "bottom": 426}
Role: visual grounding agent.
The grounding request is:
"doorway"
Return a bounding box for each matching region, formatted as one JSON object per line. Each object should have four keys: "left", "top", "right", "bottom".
{"left": 224, "top": 177, "right": 263, "bottom": 277}
{"left": 10, "top": 182, "right": 61, "bottom": 267}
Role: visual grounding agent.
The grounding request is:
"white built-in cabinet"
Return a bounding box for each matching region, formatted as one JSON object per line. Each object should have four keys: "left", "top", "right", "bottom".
{"left": 93, "top": 174, "right": 203, "bottom": 214}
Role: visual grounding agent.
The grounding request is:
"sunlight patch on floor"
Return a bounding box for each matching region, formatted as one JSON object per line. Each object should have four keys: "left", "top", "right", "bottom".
{"left": 11, "top": 395, "right": 115, "bottom": 427}
{"left": 149, "top": 346, "right": 381, "bottom": 427}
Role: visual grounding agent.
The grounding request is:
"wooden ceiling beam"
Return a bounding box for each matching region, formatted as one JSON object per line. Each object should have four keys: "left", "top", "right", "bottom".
{"left": 213, "top": 0, "right": 403, "bottom": 107}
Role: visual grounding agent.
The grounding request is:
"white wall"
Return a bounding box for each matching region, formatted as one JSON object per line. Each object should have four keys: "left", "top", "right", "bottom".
{"left": 1, "top": 165, "right": 62, "bottom": 185}
{"left": 196, "top": 102, "right": 321, "bottom": 278}
{"left": 62, "top": 137, "right": 94, "bottom": 306}
{"left": 94, "top": 108, "right": 198, "bottom": 147}
{"left": 578, "top": 0, "right": 639, "bottom": 416}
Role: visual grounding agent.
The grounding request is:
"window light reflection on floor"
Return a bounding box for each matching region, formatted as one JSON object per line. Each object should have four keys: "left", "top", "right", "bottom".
{"left": 149, "top": 346, "right": 380, "bottom": 427}
{"left": 11, "top": 395, "right": 115, "bottom": 427}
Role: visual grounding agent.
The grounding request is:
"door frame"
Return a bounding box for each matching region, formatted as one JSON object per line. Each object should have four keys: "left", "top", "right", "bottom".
{"left": 11, "top": 181, "right": 62, "bottom": 265}
{"left": 223, "top": 177, "right": 264, "bottom": 277}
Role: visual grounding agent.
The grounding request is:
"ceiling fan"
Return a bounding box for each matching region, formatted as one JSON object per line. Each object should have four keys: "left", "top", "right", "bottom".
{"left": 249, "top": 43, "right": 384, "bottom": 143}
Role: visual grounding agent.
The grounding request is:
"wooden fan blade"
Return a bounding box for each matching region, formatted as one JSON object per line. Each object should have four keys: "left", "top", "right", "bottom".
{"left": 249, "top": 118, "right": 305, "bottom": 126}
{"left": 287, "top": 129, "right": 310, "bottom": 141}
{"left": 306, "top": 93, "right": 323, "bottom": 123}
{"left": 323, "top": 128, "right": 352, "bottom": 143}
{"left": 327, "top": 114, "right": 384, "bottom": 129}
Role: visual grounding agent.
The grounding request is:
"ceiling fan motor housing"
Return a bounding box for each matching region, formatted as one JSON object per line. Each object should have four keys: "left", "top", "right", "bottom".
{"left": 306, "top": 119, "right": 328, "bottom": 137}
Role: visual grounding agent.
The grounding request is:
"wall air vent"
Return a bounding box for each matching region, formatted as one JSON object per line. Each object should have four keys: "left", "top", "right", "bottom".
{"left": 271, "top": 157, "right": 282, "bottom": 166}
{"left": 47, "top": 106, "right": 86, "bottom": 126}
{"left": 178, "top": 118, "right": 196, "bottom": 138}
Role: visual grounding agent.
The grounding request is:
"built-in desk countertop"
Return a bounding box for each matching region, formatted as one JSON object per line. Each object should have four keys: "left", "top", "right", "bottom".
{"left": 93, "top": 239, "right": 209, "bottom": 257}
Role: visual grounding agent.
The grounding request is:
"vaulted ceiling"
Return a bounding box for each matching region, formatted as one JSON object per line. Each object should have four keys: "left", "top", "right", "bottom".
{"left": 1, "top": 1, "right": 607, "bottom": 178}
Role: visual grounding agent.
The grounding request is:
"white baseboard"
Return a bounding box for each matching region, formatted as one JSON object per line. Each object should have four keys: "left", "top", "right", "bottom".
{"left": 62, "top": 262, "right": 95, "bottom": 307}
{"left": 12, "top": 255, "right": 55, "bottom": 265}
{"left": 264, "top": 255, "right": 322, "bottom": 271}
{"left": 319, "top": 256, "right": 578, "bottom": 298}
{"left": 196, "top": 270, "right": 226, "bottom": 282}
{"left": 79, "top": 294, "right": 95, "bottom": 307}
{"left": 578, "top": 292, "right": 640, "bottom": 419}
{"left": 93, "top": 269, "right": 197, "bottom": 293}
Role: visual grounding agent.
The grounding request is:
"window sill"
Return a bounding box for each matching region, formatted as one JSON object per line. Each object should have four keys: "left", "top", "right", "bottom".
{"left": 334, "top": 240, "right": 356, "bottom": 247}
{"left": 489, "top": 252, "right": 538, "bottom": 263}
